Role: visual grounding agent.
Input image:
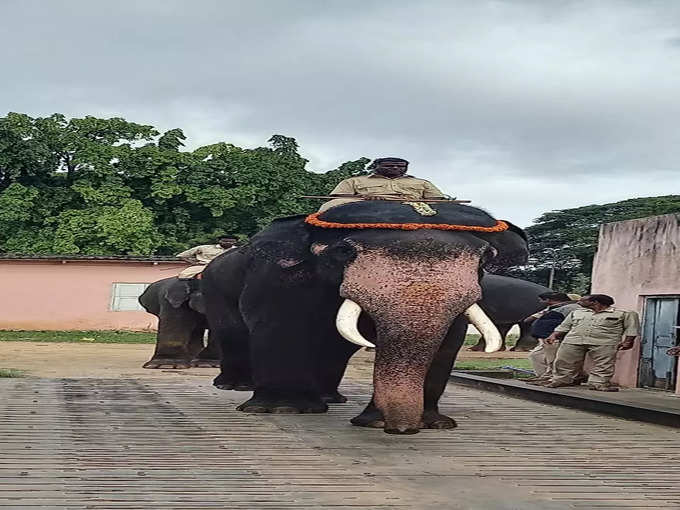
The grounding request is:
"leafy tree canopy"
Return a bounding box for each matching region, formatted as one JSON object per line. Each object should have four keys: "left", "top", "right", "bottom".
{"left": 2, "top": 112, "right": 676, "bottom": 278}
{"left": 0, "top": 113, "right": 368, "bottom": 255}
{"left": 502, "top": 195, "right": 680, "bottom": 293}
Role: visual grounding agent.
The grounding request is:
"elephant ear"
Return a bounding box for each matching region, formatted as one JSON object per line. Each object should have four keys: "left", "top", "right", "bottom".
{"left": 477, "top": 221, "right": 529, "bottom": 271}
{"left": 247, "top": 215, "right": 311, "bottom": 269}
{"left": 189, "top": 292, "right": 206, "bottom": 314}
{"left": 164, "top": 279, "right": 191, "bottom": 308}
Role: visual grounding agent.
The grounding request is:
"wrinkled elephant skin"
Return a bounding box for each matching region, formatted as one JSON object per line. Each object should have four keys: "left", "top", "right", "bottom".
{"left": 340, "top": 243, "right": 482, "bottom": 432}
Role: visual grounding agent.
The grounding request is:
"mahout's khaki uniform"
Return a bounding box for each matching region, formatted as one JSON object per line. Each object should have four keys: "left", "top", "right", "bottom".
{"left": 319, "top": 174, "right": 447, "bottom": 212}
{"left": 176, "top": 244, "right": 234, "bottom": 279}
{"left": 552, "top": 307, "right": 640, "bottom": 386}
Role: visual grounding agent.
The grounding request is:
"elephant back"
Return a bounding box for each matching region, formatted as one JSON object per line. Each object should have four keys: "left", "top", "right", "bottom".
{"left": 314, "top": 201, "right": 501, "bottom": 228}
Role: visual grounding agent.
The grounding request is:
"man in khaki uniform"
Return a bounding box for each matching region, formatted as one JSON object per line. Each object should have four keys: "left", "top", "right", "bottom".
{"left": 319, "top": 157, "right": 447, "bottom": 212}
{"left": 542, "top": 294, "right": 640, "bottom": 391}
{"left": 176, "top": 236, "right": 237, "bottom": 282}
{"left": 524, "top": 292, "right": 580, "bottom": 382}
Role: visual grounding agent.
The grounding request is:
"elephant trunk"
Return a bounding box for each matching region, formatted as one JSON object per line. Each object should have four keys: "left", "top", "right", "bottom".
{"left": 339, "top": 247, "right": 484, "bottom": 434}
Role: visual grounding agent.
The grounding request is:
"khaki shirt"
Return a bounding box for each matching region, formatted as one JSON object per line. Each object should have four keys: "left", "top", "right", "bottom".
{"left": 176, "top": 244, "right": 232, "bottom": 265}
{"left": 554, "top": 307, "right": 640, "bottom": 346}
{"left": 319, "top": 174, "right": 446, "bottom": 212}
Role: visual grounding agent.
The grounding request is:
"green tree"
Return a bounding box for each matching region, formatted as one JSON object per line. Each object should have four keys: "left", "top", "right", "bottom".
{"left": 503, "top": 195, "right": 680, "bottom": 292}
{"left": 0, "top": 112, "right": 370, "bottom": 256}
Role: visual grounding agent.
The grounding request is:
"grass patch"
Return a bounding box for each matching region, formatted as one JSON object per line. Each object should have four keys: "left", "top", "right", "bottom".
{"left": 454, "top": 358, "right": 535, "bottom": 379}
{"left": 463, "top": 334, "right": 518, "bottom": 348}
{"left": 0, "top": 368, "right": 26, "bottom": 378}
{"left": 0, "top": 330, "right": 156, "bottom": 344}
{"left": 454, "top": 358, "right": 532, "bottom": 371}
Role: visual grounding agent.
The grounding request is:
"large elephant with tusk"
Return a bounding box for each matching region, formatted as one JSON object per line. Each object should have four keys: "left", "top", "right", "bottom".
{"left": 201, "top": 201, "right": 529, "bottom": 434}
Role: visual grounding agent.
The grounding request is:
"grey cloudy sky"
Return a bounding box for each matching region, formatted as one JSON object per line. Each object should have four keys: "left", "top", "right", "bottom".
{"left": 2, "top": 0, "right": 680, "bottom": 226}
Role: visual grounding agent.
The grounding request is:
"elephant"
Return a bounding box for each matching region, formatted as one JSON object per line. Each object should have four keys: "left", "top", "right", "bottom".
{"left": 466, "top": 275, "right": 550, "bottom": 352}
{"left": 201, "top": 200, "right": 528, "bottom": 434}
{"left": 138, "top": 277, "right": 220, "bottom": 369}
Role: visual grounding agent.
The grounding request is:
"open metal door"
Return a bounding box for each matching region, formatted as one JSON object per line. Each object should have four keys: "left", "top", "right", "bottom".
{"left": 639, "top": 298, "right": 679, "bottom": 390}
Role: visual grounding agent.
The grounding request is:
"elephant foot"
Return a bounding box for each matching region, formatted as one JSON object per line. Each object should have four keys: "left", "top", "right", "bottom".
{"left": 350, "top": 404, "right": 385, "bottom": 429}
{"left": 215, "top": 382, "right": 254, "bottom": 391}
{"left": 351, "top": 404, "right": 456, "bottom": 430}
{"left": 212, "top": 373, "right": 254, "bottom": 391}
{"left": 237, "top": 394, "right": 327, "bottom": 414}
{"left": 420, "top": 409, "right": 457, "bottom": 429}
{"left": 190, "top": 358, "right": 221, "bottom": 368}
{"left": 321, "top": 391, "right": 348, "bottom": 404}
{"left": 143, "top": 358, "right": 192, "bottom": 369}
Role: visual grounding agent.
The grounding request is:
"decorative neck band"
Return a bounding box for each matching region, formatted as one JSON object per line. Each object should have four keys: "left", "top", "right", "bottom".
{"left": 305, "top": 212, "right": 509, "bottom": 232}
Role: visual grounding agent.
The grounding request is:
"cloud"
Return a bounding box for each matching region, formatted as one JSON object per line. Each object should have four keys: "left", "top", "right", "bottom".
{"left": 2, "top": 0, "right": 679, "bottom": 226}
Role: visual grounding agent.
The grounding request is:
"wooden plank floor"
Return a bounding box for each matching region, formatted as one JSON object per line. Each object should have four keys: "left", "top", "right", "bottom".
{"left": 1, "top": 377, "right": 679, "bottom": 509}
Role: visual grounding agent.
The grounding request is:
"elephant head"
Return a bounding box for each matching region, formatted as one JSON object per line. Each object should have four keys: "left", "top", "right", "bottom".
{"left": 250, "top": 201, "right": 528, "bottom": 433}
{"left": 164, "top": 279, "right": 206, "bottom": 314}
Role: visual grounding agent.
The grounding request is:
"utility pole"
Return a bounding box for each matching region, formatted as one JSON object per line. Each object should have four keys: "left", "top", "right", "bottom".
{"left": 547, "top": 249, "right": 558, "bottom": 289}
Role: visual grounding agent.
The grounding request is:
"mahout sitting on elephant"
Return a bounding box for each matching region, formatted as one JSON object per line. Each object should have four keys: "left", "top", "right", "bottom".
{"left": 138, "top": 277, "right": 220, "bottom": 369}
{"left": 201, "top": 201, "right": 529, "bottom": 434}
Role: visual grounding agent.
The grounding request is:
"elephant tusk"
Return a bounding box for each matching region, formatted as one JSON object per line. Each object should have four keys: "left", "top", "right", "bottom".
{"left": 463, "top": 303, "right": 502, "bottom": 353}
{"left": 336, "top": 299, "right": 376, "bottom": 349}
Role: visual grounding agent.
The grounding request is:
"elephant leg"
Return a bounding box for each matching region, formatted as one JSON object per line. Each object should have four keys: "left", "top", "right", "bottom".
{"left": 421, "top": 316, "right": 468, "bottom": 428}
{"left": 237, "top": 322, "right": 328, "bottom": 413}
{"left": 190, "top": 317, "right": 220, "bottom": 368}
{"left": 236, "top": 285, "right": 334, "bottom": 414}
{"left": 497, "top": 323, "right": 511, "bottom": 351}
{"left": 143, "top": 305, "right": 202, "bottom": 369}
{"left": 466, "top": 334, "right": 486, "bottom": 351}
{"left": 317, "top": 333, "right": 360, "bottom": 404}
{"left": 511, "top": 322, "right": 539, "bottom": 352}
{"left": 352, "top": 317, "right": 467, "bottom": 429}
{"left": 207, "top": 301, "right": 253, "bottom": 390}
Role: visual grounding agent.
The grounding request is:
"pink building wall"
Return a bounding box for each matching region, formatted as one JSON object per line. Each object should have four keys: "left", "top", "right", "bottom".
{"left": 590, "top": 214, "right": 680, "bottom": 392}
{"left": 0, "top": 258, "right": 187, "bottom": 331}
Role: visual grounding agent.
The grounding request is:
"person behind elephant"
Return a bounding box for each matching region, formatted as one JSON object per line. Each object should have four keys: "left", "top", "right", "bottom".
{"left": 524, "top": 292, "right": 580, "bottom": 384}
{"left": 542, "top": 294, "right": 640, "bottom": 391}
{"left": 176, "top": 236, "right": 237, "bottom": 289}
{"left": 319, "top": 157, "right": 448, "bottom": 212}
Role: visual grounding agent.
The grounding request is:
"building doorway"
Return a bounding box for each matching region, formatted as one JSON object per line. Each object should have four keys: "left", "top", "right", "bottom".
{"left": 639, "top": 297, "right": 679, "bottom": 391}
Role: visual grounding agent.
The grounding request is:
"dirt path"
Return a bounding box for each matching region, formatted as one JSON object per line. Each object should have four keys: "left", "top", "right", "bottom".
{"left": 0, "top": 342, "right": 217, "bottom": 379}
{"left": 0, "top": 341, "right": 527, "bottom": 379}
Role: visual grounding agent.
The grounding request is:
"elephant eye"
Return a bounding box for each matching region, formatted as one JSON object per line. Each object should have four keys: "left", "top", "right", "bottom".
{"left": 327, "top": 243, "right": 356, "bottom": 262}
{"left": 481, "top": 246, "right": 498, "bottom": 266}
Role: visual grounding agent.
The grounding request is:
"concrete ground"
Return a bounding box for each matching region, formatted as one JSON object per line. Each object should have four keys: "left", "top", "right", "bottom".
{"left": 2, "top": 342, "right": 680, "bottom": 509}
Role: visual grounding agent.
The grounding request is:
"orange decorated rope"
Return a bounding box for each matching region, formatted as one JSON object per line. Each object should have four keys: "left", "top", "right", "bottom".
{"left": 305, "top": 212, "right": 509, "bottom": 233}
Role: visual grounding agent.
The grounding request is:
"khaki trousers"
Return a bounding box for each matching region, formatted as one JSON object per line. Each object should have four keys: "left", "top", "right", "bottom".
{"left": 528, "top": 340, "right": 559, "bottom": 380}
{"left": 177, "top": 265, "right": 206, "bottom": 279}
{"left": 553, "top": 343, "right": 618, "bottom": 385}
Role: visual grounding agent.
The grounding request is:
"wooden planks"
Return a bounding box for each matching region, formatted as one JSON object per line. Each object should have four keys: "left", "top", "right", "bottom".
{"left": 1, "top": 377, "right": 679, "bottom": 509}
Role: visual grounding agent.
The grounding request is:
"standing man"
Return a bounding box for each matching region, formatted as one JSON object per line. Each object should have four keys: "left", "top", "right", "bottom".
{"left": 319, "top": 157, "right": 448, "bottom": 212}
{"left": 176, "top": 236, "right": 238, "bottom": 289}
{"left": 524, "top": 292, "right": 580, "bottom": 383}
{"left": 542, "top": 294, "right": 640, "bottom": 391}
